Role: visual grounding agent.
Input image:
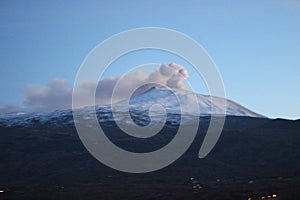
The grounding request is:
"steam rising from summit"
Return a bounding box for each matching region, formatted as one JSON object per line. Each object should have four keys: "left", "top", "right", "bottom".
{"left": 149, "top": 63, "right": 189, "bottom": 89}
{"left": 95, "top": 63, "right": 189, "bottom": 106}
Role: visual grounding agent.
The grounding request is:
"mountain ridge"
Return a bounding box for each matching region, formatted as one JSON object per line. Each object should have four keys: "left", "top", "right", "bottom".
{"left": 0, "top": 86, "right": 265, "bottom": 127}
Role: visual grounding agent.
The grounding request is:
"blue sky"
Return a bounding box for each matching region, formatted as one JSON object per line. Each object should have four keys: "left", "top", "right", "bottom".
{"left": 0, "top": 0, "right": 299, "bottom": 119}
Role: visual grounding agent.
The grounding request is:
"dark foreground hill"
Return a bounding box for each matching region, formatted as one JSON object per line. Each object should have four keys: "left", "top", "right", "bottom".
{"left": 0, "top": 116, "right": 299, "bottom": 200}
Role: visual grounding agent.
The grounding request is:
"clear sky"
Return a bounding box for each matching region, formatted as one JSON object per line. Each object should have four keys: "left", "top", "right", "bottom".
{"left": 0, "top": 0, "right": 299, "bottom": 119}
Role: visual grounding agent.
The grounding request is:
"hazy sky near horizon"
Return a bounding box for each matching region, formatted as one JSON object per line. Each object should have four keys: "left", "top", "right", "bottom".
{"left": 0, "top": 0, "right": 299, "bottom": 119}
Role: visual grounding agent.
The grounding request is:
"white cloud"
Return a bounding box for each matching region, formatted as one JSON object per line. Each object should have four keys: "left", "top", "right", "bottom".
{"left": 1, "top": 63, "right": 189, "bottom": 113}
{"left": 24, "top": 78, "right": 72, "bottom": 112}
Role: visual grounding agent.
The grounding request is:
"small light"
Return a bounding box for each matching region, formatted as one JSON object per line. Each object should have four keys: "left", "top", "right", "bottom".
{"left": 0, "top": 190, "right": 4, "bottom": 193}
{"left": 272, "top": 194, "right": 277, "bottom": 198}
{"left": 248, "top": 198, "right": 252, "bottom": 200}
{"left": 261, "top": 197, "right": 266, "bottom": 200}
{"left": 267, "top": 196, "right": 271, "bottom": 199}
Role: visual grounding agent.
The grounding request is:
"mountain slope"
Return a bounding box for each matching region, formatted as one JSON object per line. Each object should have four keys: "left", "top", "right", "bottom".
{"left": 116, "top": 86, "right": 264, "bottom": 118}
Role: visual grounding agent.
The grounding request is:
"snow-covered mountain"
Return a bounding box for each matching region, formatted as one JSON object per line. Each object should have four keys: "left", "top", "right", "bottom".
{"left": 116, "top": 86, "right": 263, "bottom": 117}
{"left": 0, "top": 86, "right": 264, "bottom": 127}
